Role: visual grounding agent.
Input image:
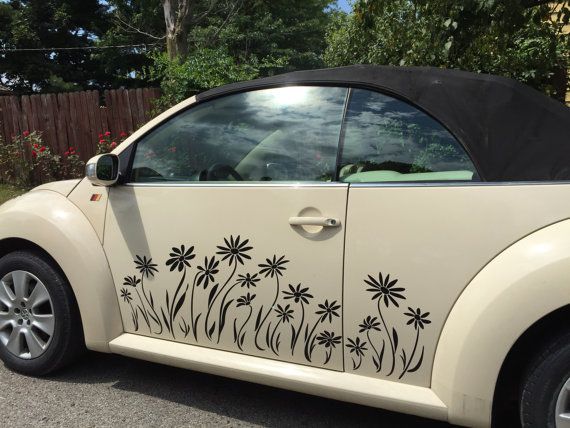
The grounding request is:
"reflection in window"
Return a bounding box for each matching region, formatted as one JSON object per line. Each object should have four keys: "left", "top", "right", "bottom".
{"left": 339, "top": 89, "right": 477, "bottom": 182}
{"left": 131, "top": 86, "right": 348, "bottom": 183}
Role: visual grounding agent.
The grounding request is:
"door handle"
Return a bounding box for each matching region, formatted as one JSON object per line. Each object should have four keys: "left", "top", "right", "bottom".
{"left": 288, "top": 216, "right": 341, "bottom": 227}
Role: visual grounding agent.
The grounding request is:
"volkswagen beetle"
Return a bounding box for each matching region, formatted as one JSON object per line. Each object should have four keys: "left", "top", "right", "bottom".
{"left": 0, "top": 65, "right": 569, "bottom": 427}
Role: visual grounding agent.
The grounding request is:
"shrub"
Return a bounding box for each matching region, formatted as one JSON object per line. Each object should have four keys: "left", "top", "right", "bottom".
{"left": 96, "top": 131, "right": 128, "bottom": 155}
{"left": 0, "top": 131, "right": 86, "bottom": 188}
{"left": 0, "top": 131, "right": 34, "bottom": 187}
{"left": 146, "top": 49, "right": 286, "bottom": 111}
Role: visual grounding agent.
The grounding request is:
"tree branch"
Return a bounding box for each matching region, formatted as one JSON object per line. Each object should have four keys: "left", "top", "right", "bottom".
{"left": 114, "top": 14, "right": 166, "bottom": 41}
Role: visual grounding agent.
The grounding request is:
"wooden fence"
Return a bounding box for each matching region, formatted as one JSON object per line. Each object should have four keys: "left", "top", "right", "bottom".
{"left": 0, "top": 88, "right": 161, "bottom": 160}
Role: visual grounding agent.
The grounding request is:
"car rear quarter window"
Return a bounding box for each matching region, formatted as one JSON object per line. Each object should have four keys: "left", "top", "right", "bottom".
{"left": 339, "top": 89, "right": 478, "bottom": 183}
{"left": 130, "top": 86, "right": 348, "bottom": 183}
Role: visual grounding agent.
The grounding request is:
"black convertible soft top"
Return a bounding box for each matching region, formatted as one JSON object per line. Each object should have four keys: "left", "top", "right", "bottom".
{"left": 197, "top": 65, "right": 570, "bottom": 182}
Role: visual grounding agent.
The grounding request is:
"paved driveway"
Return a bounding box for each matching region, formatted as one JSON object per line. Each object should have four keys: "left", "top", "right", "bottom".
{"left": 0, "top": 352, "right": 454, "bottom": 427}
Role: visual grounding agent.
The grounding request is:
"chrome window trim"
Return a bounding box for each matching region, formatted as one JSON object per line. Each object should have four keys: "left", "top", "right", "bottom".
{"left": 124, "top": 182, "right": 348, "bottom": 188}
{"left": 349, "top": 181, "right": 570, "bottom": 188}
{"left": 123, "top": 181, "right": 570, "bottom": 188}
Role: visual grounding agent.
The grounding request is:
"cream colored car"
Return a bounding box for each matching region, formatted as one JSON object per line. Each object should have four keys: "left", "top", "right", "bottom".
{"left": 0, "top": 66, "right": 569, "bottom": 427}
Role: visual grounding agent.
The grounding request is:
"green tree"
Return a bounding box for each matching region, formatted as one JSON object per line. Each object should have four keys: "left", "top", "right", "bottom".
{"left": 325, "top": 0, "right": 570, "bottom": 101}
{"left": 147, "top": 0, "right": 335, "bottom": 107}
{"left": 0, "top": 0, "right": 110, "bottom": 93}
{"left": 97, "top": 0, "right": 165, "bottom": 88}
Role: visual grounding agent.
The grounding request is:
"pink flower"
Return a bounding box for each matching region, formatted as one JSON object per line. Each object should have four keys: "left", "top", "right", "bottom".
{"left": 31, "top": 151, "right": 37, "bottom": 158}
{"left": 22, "top": 131, "right": 30, "bottom": 137}
{"left": 110, "top": 142, "right": 117, "bottom": 149}
{"left": 104, "top": 131, "right": 111, "bottom": 137}
{"left": 39, "top": 146, "right": 46, "bottom": 153}
{"left": 99, "top": 140, "right": 105, "bottom": 144}
{"left": 64, "top": 151, "right": 70, "bottom": 156}
{"left": 119, "top": 132, "right": 127, "bottom": 138}
{"left": 98, "top": 133, "right": 103, "bottom": 139}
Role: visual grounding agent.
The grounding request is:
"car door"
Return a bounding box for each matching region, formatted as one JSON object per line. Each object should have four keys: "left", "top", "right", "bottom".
{"left": 340, "top": 88, "right": 482, "bottom": 386}
{"left": 104, "top": 86, "right": 348, "bottom": 370}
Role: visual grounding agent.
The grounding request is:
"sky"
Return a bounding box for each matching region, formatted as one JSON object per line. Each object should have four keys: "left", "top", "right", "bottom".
{"left": 336, "top": 0, "right": 352, "bottom": 12}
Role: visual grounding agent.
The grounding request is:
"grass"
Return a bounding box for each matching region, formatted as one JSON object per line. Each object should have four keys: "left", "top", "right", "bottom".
{"left": 0, "top": 184, "right": 27, "bottom": 205}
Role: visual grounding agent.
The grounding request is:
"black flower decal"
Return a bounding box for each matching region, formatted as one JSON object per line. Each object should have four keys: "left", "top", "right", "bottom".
{"left": 121, "top": 236, "right": 346, "bottom": 366}
{"left": 404, "top": 307, "right": 431, "bottom": 330}
{"left": 364, "top": 273, "right": 405, "bottom": 307}
{"left": 236, "top": 292, "right": 256, "bottom": 307}
{"left": 196, "top": 256, "right": 219, "bottom": 288}
{"left": 346, "top": 337, "right": 367, "bottom": 357}
{"left": 120, "top": 287, "right": 133, "bottom": 303}
{"left": 283, "top": 283, "right": 313, "bottom": 304}
{"left": 216, "top": 235, "right": 252, "bottom": 266}
{"left": 258, "top": 255, "right": 289, "bottom": 278}
{"left": 358, "top": 315, "right": 381, "bottom": 333}
{"left": 134, "top": 255, "right": 159, "bottom": 278}
{"left": 274, "top": 304, "right": 294, "bottom": 323}
{"left": 316, "top": 331, "right": 341, "bottom": 348}
{"left": 315, "top": 299, "right": 341, "bottom": 323}
{"left": 123, "top": 275, "right": 140, "bottom": 288}
{"left": 166, "top": 245, "right": 195, "bottom": 272}
{"left": 237, "top": 273, "right": 260, "bottom": 289}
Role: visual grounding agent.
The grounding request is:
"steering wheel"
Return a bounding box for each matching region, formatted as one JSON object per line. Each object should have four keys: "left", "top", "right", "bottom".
{"left": 204, "top": 163, "right": 244, "bottom": 181}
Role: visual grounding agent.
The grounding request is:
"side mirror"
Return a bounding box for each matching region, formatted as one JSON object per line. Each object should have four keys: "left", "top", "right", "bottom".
{"left": 86, "top": 154, "right": 119, "bottom": 186}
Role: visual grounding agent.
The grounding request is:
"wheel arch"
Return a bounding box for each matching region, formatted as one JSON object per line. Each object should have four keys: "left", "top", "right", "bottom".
{"left": 0, "top": 190, "right": 123, "bottom": 352}
{"left": 431, "top": 219, "right": 570, "bottom": 427}
{"left": 491, "top": 304, "right": 570, "bottom": 425}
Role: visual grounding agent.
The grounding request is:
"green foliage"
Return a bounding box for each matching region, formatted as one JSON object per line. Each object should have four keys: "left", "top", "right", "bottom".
{"left": 0, "top": 184, "right": 27, "bottom": 204}
{"left": 325, "top": 0, "right": 570, "bottom": 101}
{"left": 146, "top": 48, "right": 287, "bottom": 109}
{"left": 0, "top": 132, "right": 33, "bottom": 187}
{"left": 146, "top": 0, "right": 334, "bottom": 109}
{"left": 193, "top": 0, "right": 333, "bottom": 72}
{"left": 0, "top": 131, "right": 85, "bottom": 187}
{"left": 96, "top": 0, "right": 165, "bottom": 88}
{"left": 0, "top": 0, "right": 110, "bottom": 93}
{"left": 96, "top": 131, "right": 129, "bottom": 155}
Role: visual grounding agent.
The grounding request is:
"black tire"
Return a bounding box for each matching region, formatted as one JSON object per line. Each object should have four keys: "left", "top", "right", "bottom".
{"left": 520, "top": 331, "right": 570, "bottom": 427}
{"left": 0, "top": 250, "right": 84, "bottom": 375}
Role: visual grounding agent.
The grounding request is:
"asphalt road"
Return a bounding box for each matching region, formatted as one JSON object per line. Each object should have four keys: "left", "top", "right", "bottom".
{"left": 0, "top": 351, "right": 453, "bottom": 427}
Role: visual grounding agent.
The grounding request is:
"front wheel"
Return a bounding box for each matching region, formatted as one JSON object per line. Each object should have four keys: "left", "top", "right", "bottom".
{"left": 520, "top": 331, "right": 570, "bottom": 427}
{"left": 0, "top": 251, "right": 84, "bottom": 375}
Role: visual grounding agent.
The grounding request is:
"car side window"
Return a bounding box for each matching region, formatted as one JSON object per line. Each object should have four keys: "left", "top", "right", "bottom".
{"left": 339, "top": 89, "right": 478, "bottom": 183}
{"left": 130, "top": 86, "right": 348, "bottom": 183}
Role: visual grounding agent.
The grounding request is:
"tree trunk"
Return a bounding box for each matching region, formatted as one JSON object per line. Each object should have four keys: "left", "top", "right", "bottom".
{"left": 166, "top": 28, "right": 189, "bottom": 60}
{"left": 162, "top": 0, "right": 192, "bottom": 61}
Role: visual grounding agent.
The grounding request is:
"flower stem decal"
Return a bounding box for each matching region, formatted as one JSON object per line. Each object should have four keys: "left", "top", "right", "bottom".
{"left": 348, "top": 271, "right": 431, "bottom": 379}
{"left": 304, "top": 299, "right": 341, "bottom": 362}
{"left": 164, "top": 245, "right": 195, "bottom": 339}
{"left": 283, "top": 283, "right": 313, "bottom": 355}
{"left": 346, "top": 337, "right": 367, "bottom": 370}
{"left": 399, "top": 307, "right": 431, "bottom": 379}
{"left": 254, "top": 255, "right": 289, "bottom": 351}
{"left": 118, "top": 237, "right": 343, "bottom": 368}
{"left": 235, "top": 292, "right": 255, "bottom": 350}
{"left": 316, "top": 331, "right": 341, "bottom": 364}
{"left": 205, "top": 235, "right": 252, "bottom": 341}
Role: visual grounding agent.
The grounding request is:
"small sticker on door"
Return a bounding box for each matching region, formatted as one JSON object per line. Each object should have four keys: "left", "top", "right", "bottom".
{"left": 90, "top": 194, "right": 102, "bottom": 202}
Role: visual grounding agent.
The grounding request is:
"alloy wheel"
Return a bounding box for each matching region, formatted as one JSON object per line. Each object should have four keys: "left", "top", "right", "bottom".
{"left": 0, "top": 270, "right": 55, "bottom": 359}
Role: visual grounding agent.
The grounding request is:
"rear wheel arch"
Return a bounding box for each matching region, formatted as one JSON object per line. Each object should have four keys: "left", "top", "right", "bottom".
{"left": 432, "top": 219, "right": 570, "bottom": 426}
{"left": 492, "top": 305, "right": 570, "bottom": 426}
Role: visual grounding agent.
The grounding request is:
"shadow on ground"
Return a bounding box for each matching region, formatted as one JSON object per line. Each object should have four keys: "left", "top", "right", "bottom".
{"left": 45, "top": 351, "right": 453, "bottom": 427}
